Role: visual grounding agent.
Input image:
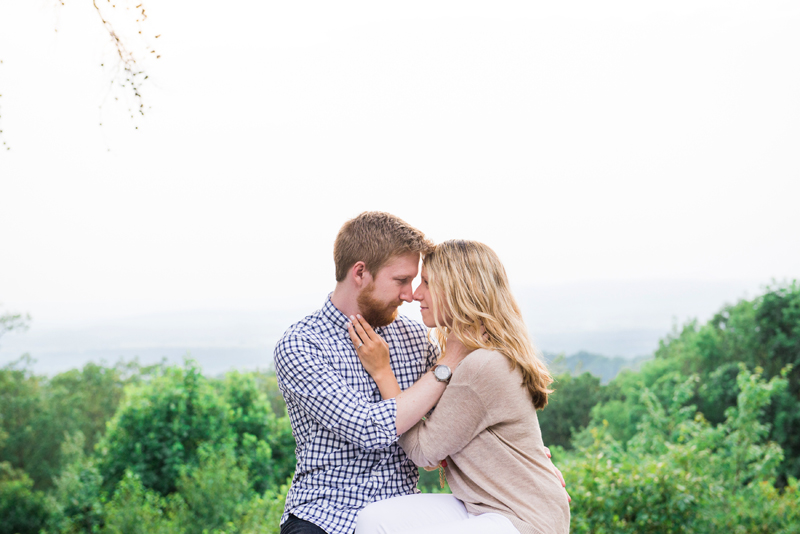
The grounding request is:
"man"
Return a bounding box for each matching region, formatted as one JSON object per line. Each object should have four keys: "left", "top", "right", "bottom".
{"left": 274, "top": 212, "right": 471, "bottom": 534}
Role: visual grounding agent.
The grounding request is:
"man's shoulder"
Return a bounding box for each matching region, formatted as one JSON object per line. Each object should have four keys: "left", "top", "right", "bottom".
{"left": 274, "top": 310, "right": 329, "bottom": 359}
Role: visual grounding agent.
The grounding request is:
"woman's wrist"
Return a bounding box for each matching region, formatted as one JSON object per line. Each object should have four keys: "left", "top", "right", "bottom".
{"left": 371, "top": 366, "right": 395, "bottom": 384}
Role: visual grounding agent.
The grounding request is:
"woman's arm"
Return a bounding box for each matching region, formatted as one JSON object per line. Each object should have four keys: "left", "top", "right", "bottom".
{"left": 347, "top": 314, "right": 471, "bottom": 435}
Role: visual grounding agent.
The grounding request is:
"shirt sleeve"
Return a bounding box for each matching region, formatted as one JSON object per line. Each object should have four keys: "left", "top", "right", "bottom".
{"left": 398, "top": 381, "right": 490, "bottom": 467}
{"left": 274, "top": 333, "right": 399, "bottom": 450}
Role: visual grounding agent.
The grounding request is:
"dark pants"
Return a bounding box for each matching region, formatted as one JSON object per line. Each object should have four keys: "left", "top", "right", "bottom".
{"left": 280, "top": 515, "right": 330, "bottom": 534}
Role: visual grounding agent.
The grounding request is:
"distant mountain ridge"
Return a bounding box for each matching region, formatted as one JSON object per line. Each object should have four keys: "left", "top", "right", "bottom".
{"left": 544, "top": 350, "right": 652, "bottom": 384}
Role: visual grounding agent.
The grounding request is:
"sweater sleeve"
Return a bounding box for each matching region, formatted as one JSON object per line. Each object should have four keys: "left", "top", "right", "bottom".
{"left": 398, "top": 381, "right": 489, "bottom": 467}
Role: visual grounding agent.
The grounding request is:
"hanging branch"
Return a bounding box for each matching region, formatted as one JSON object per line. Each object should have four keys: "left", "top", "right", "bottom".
{"left": 91, "top": 0, "right": 160, "bottom": 128}
{"left": 0, "top": 1, "right": 160, "bottom": 150}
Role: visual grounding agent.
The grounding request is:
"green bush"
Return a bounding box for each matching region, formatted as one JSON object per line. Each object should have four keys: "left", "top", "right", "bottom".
{"left": 100, "top": 444, "right": 289, "bottom": 534}
{"left": 0, "top": 462, "right": 50, "bottom": 534}
{"left": 96, "top": 362, "right": 230, "bottom": 496}
{"left": 538, "top": 371, "right": 603, "bottom": 448}
{"left": 564, "top": 366, "right": 796, "bottom": 533}
{"left": 47, "top": 433, "right": 105, "bottom": 534}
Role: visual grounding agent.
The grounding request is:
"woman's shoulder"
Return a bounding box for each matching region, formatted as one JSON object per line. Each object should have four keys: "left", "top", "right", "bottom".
{"left": 454, "top": 348, "right": 516, "bottom": 384}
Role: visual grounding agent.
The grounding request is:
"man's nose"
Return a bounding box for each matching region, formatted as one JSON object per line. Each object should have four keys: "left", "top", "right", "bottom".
{"left": 400, "top": 284, "right": 414, "bottom": 303}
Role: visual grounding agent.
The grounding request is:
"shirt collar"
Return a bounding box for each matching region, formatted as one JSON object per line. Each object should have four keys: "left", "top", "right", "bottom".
{"left": 321, "top": 294, "right": 352, "bottom": 332}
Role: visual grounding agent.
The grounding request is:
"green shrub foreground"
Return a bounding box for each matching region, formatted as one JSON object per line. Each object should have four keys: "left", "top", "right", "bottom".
{"left": 1, "top": 282, "right": 799, "bottom": 533}
{"left": 563, "top": 367, "right": 800, "bottom": 533}
{"left": 0, "top": 360, "right": 293, "bottom": 534}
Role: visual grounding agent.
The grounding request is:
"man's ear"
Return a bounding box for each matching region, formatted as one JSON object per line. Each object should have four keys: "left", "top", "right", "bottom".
{"left": 351, "top": 261, "right": 372, "bottom": 288}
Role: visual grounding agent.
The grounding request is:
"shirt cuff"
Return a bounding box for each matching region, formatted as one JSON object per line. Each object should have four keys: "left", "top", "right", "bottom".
{"left": 371, "top": 398, "right": 399, "bottom": 441}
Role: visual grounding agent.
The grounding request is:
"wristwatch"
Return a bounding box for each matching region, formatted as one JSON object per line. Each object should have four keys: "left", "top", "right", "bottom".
{"left": 433, "top": 364, "right": 452, "bottom": 384}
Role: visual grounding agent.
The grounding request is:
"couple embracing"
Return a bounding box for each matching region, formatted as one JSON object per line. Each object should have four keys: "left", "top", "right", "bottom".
{"left": 274, "top": 212, "right": 570, "bottom": 534}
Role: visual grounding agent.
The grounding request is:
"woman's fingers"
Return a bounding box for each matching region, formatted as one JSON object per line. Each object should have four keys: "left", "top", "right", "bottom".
{"left": 352, "top": 314, "right": 374, "bottom": 341}
{"left": 349, "top": 315, "right": 370, "bottom": 343}
{"left": 554, "top": 466, "right": 566, "bottom": 488}
{"left": 543, "top": 446, "right": 567, "bottom": 489}
{"left": 346, "top": 322, "right": 363, "bottom": 350}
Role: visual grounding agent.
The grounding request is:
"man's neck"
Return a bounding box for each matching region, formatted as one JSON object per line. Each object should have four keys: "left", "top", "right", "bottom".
{"left": 330, "top": 283, "right": 361, "bottom": 319}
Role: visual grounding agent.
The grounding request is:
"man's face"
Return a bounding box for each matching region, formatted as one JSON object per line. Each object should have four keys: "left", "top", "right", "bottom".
{"left": 357, "top": 252, "right": 420, "bottom": 327}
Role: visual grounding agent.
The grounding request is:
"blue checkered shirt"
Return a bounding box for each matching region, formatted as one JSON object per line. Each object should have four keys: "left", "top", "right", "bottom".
{"left": 274, "top": 296, "right": 439, "bottom": 534}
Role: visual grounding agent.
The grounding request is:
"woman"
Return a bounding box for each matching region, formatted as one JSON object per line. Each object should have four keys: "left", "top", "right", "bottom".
{"left": 347, "top": 240, "right": 570, "bottom": 534}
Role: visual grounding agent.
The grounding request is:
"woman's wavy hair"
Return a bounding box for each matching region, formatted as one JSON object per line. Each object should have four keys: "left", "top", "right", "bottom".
{"left": 424, "top": 240, "right": 553, "bottom": 409}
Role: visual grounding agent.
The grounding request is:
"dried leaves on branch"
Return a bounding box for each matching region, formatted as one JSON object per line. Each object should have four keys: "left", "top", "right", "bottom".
{"left": 90, "top": 0, "right": 161, "bottom": 127}
{"left": 0, "top": 0, "right": 160, "bottom": 150}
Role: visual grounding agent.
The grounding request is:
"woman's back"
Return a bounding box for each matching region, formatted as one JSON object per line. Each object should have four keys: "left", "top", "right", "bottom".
{"left": 399, "top": 348, "right": 570, "bottom": 534}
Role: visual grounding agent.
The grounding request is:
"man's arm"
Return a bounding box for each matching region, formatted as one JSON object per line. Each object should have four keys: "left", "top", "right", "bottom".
{"left": 274, "top": 333, "right": 398, "bottom": 450}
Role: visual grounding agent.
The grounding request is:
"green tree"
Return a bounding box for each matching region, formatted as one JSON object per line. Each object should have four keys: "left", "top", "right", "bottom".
{"left": 47, "top": 432, "right": 105, "bottom": 534}
{"left": 538, "top": 371, "right": 603, "bottom": 448}
{"left": 564, "top": 367, "right": 795, "bottom": 533}
{"left": 0, "top": 462, "right": 50, "bottom": 534}
{"left": 96, "top": 361, "right": 230, "bottom": 496}
{"left": 220, "top": 371, "right": 296, "bottom": 493}
{"left": 585, "top": 281, "right": 800, "bottom": 483}
{"left": 0, "top": 356, "right": 63, "bottom": 488}
{"left": 0, "top": 309, "right": 30, "bottom": 340}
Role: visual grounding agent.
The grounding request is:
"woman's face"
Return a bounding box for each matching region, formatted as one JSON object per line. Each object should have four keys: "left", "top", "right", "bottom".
{"left": 413, "top": 265, "right": 448, "bottom": 328}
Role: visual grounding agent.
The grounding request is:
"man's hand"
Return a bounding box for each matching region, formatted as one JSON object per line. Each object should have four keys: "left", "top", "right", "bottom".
{"left": 544, "top": 446, "right": 571, "bottom": 503}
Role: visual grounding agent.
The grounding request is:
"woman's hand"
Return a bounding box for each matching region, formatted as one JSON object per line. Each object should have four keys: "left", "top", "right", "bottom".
{"left": 347, "top": 314, "right": 401, "bottom": 399}
{"left": 439, "top": 331, "right": 473, "bottom": 368}
{"left": 544, "top": 446, "right": 571, "bottom": 503}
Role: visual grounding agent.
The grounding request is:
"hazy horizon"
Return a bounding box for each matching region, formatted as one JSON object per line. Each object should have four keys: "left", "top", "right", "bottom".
{"left": 0, "top": 277, "right": 772, "bottom": 375}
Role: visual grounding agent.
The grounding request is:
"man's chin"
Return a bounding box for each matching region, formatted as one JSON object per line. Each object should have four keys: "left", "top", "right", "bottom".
{"left": 365, "top": 307, "right": 399, "bottom": 328}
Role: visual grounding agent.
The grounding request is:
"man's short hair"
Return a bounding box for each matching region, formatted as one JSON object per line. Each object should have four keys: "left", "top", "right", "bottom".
{"left": 334, "top": 212, "right": 434, "bottom": 282}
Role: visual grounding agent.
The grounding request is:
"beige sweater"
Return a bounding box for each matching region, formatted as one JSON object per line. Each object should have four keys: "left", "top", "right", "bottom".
{"left": 398, "top": 349, "right": 570, "bottom": 534}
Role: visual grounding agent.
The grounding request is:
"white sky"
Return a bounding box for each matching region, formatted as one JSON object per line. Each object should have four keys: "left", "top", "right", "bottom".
{"left": 0, "top": 0, "right": 798, "bottom": 327}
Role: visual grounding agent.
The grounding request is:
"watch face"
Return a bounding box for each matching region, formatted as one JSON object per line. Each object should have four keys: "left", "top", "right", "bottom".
{"left": 434, "top": 365, "right": 451, "bottom": 381}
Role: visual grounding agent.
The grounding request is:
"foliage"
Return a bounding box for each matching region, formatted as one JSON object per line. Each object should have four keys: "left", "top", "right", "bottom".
{"left": 2, "top": 281, "right": 799, "bottom": 532}
{"left": 99, "top": 447, "right": 288, "bottom": 534}
{"left": 96, "top": 362, "right": 231, "bottom": 495}
{"left": 47, "top": 432, "right": 105, "bottom": 534}
{"left": 0, "top": 357, "right": 164, "bottom": 489}
{"left": 564, "top": 367, "right": 797, "bottom": 533}
{"left": 0, "top": 353, "right": 295, "bottom": 533}
{"left": 0, "top": 356, "right": 62, "bottom": 489}
{"left": 586, "top": 281, "right": 800, "bottom": 483}
{"left": 0, "top": 309, "right": 31, "bottom": 340}
{"left": 95, "top": 361, "right": 296, "bottom": 499}
{"left": 0, "top": 462, "right": 49, "bottom": 534}
{"left": 218, "top": 371, "right": 296, "bottom": 493}
{"left": 538, "top": 371, "right": 604, "bottom": 449}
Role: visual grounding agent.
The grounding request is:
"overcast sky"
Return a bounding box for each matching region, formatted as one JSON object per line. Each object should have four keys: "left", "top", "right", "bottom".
{"left": 1, "top": 0, "right": 798, "bottom": 330}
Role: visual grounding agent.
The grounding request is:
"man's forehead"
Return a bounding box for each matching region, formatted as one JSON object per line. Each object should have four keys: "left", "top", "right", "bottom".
{"left": 376, "top": 252, "right": 420, "bottom": 278}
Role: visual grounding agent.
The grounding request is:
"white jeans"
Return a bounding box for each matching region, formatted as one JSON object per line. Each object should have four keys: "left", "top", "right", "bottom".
{"left": 354, "top": 494, "right": 520, "bottom": 534}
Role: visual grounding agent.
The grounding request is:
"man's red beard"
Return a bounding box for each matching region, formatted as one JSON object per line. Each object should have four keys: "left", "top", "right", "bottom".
{"left": 357, "top": 282, "right": 402, "bottom": 327}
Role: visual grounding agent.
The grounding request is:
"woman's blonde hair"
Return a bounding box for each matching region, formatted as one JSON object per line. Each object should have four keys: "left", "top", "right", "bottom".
{"left": 424, "top": 240, "right": 553, "bottom": 409}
